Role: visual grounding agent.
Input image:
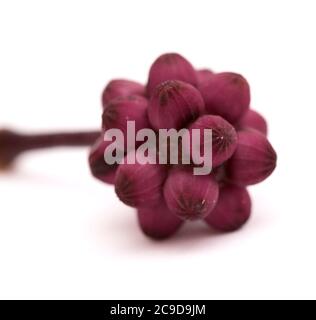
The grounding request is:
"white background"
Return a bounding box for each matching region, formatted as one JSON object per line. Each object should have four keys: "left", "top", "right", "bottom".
{"left": 0, "top": 0, "right": 315, "bottom": 300}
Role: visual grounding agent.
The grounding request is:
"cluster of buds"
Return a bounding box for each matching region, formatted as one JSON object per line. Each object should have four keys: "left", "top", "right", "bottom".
{"left": 89, "top": 53, "right": 277, "bottom": 240}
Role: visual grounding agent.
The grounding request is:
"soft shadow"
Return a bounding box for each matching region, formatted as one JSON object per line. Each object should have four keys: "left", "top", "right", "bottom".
{"left": 93, "top": 199, "right": 277, "bottom": 255}
{"left": 94, "top": 208, "right": 228, "bottom": 254}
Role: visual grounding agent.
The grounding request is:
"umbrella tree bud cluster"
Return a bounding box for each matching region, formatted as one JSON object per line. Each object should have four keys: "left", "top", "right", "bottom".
{"left": 89, "top": 52, "right": 277, "bottom": 240}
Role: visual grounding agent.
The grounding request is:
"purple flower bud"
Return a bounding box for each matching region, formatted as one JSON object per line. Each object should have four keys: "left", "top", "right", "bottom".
{"left": 147, "top": 53, "right": 197, "bottom": 96}
{"left": 148, "top": 80, "right": 205, "bottom": 130}
{"left": 115, "top": 154, "right": 167, "bottom": 208}
{"left": 200, "top": 72, "right": 251, "bottom": 124}
{"left": 196, "top": 69, "right": 214, "bottom": 87}
{"left": 163, "top": 167, "right": 219, "bottom": 220}
{"left": 187, "top": 115, "right": 238, "bottom": 167}
{"left": 102, "top": 79, "right": 145, "bottom": 108}
{"left": 226, "top": 130, "right": 277, "bottom": 186}
{"left": 205, "top": 184, "right": 251, "bottom": 232}
{"left": 102, "top": 95, "right": 150, "bottom": 146}
{"left": 137, "top": 201, "right": 183, "bottom": 240}
{"left": 238, "top": 109, "right": 268, "bottom": 135}
{"left": 88, "top": 137, "right": 121, "bottom": 185}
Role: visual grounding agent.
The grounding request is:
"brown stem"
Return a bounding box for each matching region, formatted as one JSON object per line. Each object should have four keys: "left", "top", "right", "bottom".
{"left": 20, "top": 131, "right": 99, "bottom": 150}
{"left": 0, "top": 129, "right": 99, "bottom": 168}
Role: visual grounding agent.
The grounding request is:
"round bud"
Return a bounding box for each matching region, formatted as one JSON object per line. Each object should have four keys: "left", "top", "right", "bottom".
{"left": 163, "top": 167, "right": 219, "bottom": 220}
{"left": 205, "top": 184, "right": 251, "bottom": 232}
{"left": 147, "top": 53, "right": 197, "bottom": 96}
{"left": 115, "top": 153, "right": 167, "bottom": 208}
{"left": 102, "top": 79, "right": 145, "bottom": 108}
{"left": 226, "top": 130, "right": 277, "bottom": 186}
{"left": 148, "top": 80, "right": 204, "bottom": 130}
{"left": 200, "top": 72, "right": 250, "bottom": 124}
{"left": 137, "top": 201, "right": 183, "bottom": 240}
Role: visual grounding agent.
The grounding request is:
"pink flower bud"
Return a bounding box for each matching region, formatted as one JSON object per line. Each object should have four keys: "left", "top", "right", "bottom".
{"left": 137, "top": 201, "right": 183, "bottom": 240}
{"left": 102, "top": 95, "right": 150, "bottom": 146}
{"left": 226, "top": 130, "right": 277, "bottom": 186}
{"left": 147, "top": 53, "right": 197, "bottom": 96}
{"left": 115, "top": 154, "right": 167, "bottom": 208}
{"left": 187, "top": 115, "right": 238, "bottom": 167}
{"left": 200, "top": 72, "right": 251, "bottom": 124}
{"left": 205, "top": 185, "right": 251, "bottom": 232}
{"left": 163, "top": 167, "right": 219, "bottom": 220}
{"left": 88, "top": 137, "right": 121, "bottom": 185}
{"left": 148, "top": 80, "right": 205, "bottom": 130}
{"left": 102, "top": 79, "right": 145, "bottom": 108}
{"left": 196, "top": 69, "right": 214, "bottom": 87}
{"left": 238, "top": 109, "right": 268, "bottom": 135}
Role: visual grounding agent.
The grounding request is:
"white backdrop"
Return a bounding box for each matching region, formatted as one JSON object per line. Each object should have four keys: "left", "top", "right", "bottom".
{"left": 0, "top": 0, "right": 315, "bottom": 299}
